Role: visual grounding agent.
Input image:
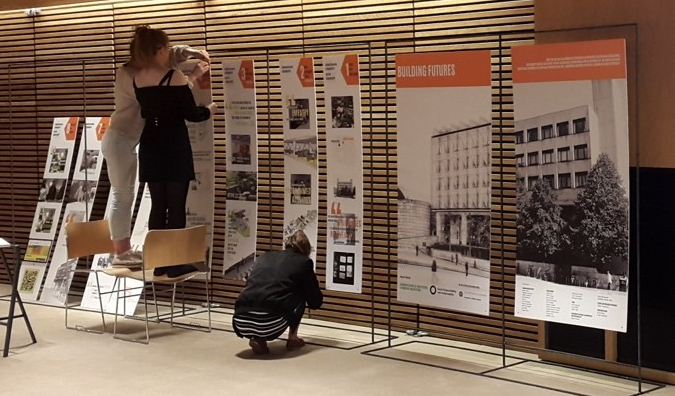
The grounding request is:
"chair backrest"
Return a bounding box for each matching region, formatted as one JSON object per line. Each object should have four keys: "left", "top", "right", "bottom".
{"left": 66, "top": 219, "right": 115, "bottom": 259}
{"left": 142, "top": 225, "right": 207, "bottom": 270}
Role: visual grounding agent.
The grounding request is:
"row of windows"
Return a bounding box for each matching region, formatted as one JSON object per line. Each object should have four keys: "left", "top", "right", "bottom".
{"left": 435, "top": 155, "right": 490, "bottom": 172}
{"left": 516, "top": 144, "right": 589, "bottom": 167}
{"left": 435, "top": 193, "right": 490, "bottom": 209}
{"left": 515, "top": 117, "right": 587, "bottom": 144}
{"left": 520, "top": 172, "right": 588, "bottom": 190}
{"left": 434, "top": 133, "right": 491, "bottom": 153}
{"left": 436, "top": 176, "right": 490, "bottom": 190}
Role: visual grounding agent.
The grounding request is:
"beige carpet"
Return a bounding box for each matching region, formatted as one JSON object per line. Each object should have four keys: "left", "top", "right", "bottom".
{"left": 1, "top": 292, "right": 674, "bottom": 396}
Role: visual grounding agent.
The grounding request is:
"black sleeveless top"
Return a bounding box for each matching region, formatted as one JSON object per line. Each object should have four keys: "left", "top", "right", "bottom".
{"left": 134, "top": 69, "right": 211, "bottom": 182}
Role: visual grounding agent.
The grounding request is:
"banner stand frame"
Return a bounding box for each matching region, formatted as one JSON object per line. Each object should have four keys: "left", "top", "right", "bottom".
{"left": 200, "top": 44, "right": 393, "bottom": 350}
{"left": 2, "top": 27, "right": 656, "bottom": 387}
{"left": 359, "top": 26, "right": 663, "bottom": 396}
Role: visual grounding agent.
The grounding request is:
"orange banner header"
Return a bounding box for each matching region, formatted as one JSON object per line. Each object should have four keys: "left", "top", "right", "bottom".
{"left": 396, "top": 50, "right": 491, "bottom": 88}
{"left": 512, "top": 39, "right": 627, "bottom": 83}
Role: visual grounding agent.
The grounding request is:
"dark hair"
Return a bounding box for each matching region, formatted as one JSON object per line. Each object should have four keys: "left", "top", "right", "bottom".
{"left": 284, "top": 229, "right": 312, "bottom": 257}
{"left": 129, "top": 25, "right": 169, "bottom": 67}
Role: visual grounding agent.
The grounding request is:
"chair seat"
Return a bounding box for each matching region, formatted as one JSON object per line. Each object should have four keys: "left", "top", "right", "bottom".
{"left": 103, "top": 267, "right": 201, "bottom": 283}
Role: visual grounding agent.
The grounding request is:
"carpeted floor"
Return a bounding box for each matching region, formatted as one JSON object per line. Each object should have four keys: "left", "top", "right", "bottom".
{"left": 1, "top": 288, "right": 673, "bottom": 396}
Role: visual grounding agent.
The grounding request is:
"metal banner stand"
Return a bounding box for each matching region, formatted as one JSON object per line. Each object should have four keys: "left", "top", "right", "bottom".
{"left": 359, "top": 27, "right": 664, "bottom": 396}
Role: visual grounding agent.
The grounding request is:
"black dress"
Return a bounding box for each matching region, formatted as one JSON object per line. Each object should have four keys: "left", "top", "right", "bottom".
{"left": 134, "top": 69, "right": 210, "bottom": 183}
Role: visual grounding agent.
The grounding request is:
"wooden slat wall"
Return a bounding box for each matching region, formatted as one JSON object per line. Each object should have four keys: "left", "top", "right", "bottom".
{"left": 0, "top": 0, "right": 538, "bottom": 348}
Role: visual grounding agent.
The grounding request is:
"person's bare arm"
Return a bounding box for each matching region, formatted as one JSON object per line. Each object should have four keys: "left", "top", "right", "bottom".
{"left": 168, "top": 45, "right": 210, "bottom": 68}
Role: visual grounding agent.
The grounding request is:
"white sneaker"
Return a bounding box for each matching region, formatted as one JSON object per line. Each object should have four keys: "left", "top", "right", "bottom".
{"left": 112, "top": 249, "right": 143, "bottom": 268}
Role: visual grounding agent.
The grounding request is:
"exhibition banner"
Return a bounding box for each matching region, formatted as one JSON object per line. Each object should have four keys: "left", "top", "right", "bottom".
{"left": 280, "top": 57, "right": 319, "bottom": 263}
{"left": 180, "top": 60, "right": 216, "bottom": 264}
{"left": 40, "top": 117, "right": 109, "bottom": 305}
{"left": 323, "top": 54, "right": 364, "bottom": 293}
{"left": 396, "top": 50, "right": 492, "bottom": 315}
{"left": 512, "top": 39, "right": 630, "bottom": 332}
{"left": 19, "top": 117, "right": 79, "bottom": 301}
{"left": 222, "top": 59, "right": 259, "bottom": 280}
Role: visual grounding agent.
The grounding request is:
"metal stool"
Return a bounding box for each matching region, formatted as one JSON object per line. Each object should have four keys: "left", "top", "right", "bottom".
{"left": 0, "top": 242, "right": 37, "bottom": 357}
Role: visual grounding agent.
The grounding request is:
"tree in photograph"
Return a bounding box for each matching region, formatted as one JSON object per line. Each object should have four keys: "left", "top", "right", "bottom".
{"left": 517, "top": 178, "right": 568, "bottom": 260}
{"left": 571, "top": 153, "right": 629, "bottom": 268}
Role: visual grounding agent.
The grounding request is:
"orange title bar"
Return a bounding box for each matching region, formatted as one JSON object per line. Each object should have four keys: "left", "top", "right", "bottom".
{"left": 512, "top": 39, "right": 626, "bottom": 83}
{"left": 396, "top": 50, "right": 491, "bottom": 88}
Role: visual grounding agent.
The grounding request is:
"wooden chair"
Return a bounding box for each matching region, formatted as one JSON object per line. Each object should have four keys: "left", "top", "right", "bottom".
{"left": 103, "top": 225, "right": 211, "bottom": 344}
{"left": 64, "top": 219, "right": 115, "bottom": 334}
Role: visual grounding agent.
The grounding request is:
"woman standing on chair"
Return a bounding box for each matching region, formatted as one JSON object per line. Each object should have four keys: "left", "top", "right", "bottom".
{"left": 233, "top": 230, "right": 323, "bottom": 355}
{"left": 132, "top": 26, "right": 216, "bottom": 277}
{"left": 103, "top": 26, "right": 210, "bottom": 268}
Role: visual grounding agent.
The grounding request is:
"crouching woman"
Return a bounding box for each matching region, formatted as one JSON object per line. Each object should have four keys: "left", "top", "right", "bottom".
{"left": 233, "top": 230, "right": 323, "bottom": 354}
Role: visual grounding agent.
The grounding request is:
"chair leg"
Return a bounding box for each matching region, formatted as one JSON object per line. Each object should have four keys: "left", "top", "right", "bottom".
{"left": 94, "top": 271, "right": 107, "bottom": 333}
{"left": 205, "top": 274, "right": 212, "bottom": 332}
{"left": 122, "top": 278, "right": 128, "bottom": 317}
{"left": 151, "top": 283, "right": 159, "bottom": 322}
{"left": 170, "top": 284, "right": 177, "bottom": 328}
{"left": 113, "top": 278, "right": 121, "bottom": 339}
{"left": 143, "top": 282, "right": 150, "bottom": 344}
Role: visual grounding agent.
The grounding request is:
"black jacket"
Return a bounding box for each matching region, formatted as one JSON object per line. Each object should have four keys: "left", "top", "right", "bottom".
{"left": 234, "top": 249, "right": 323, "bottom": 319}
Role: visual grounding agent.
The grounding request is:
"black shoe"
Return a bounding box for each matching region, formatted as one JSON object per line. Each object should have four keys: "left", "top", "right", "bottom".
{"left": 166, "top": 264, "right": 198, "bottom": 278}
{"left": 153, "top": 268, "right": 169, "bottom": 276}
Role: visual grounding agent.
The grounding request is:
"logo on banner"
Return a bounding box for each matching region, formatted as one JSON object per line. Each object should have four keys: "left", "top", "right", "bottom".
{"left": 296, "top": 57, "right": 314, "bottom": 88}
{"left": 95, "top": 118, "right": 110, "bottom": 141}
{"left": 341, "top": 54, "right": 359, "bottom": 85}
{"left": 64, "top": 117, "right": 79, "bottom": 141}
{"left": 239, "top": 60, "right": 254, "bottom": 89}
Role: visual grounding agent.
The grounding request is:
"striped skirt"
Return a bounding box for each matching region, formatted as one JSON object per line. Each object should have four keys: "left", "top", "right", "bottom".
{"left": 232, "top": 311, "right": 289, "bottom": 341}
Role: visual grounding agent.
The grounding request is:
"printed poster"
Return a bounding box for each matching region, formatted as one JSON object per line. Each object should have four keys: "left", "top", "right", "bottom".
{"left": 222, "top": 59, "right": 258, "bottom": 280}
{"left": 20, "top": 117, "right": 79, "bottom": 301}
{"left": 179, "top": 60, "right": 216, "bottom": 266}
{"left": 396, "top": 50, "right": 492, "bottom": 315}
{"left": 39, "top": 202, "right": 87, "bottom": 305}
{"left": 323, "top": 54, "right": 364, "bottom": 293}
{"left": 39, "top": 117, "right": 108, "bottom": 305}
{"left": 513, "top": 39, "right": 630, "bottom": 332}
{"left": 280, "top": 57, "right": 319, "bottom": 263}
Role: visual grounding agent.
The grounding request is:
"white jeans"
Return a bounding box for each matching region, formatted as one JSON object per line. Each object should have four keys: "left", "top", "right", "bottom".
{"left": 101, "top": 130, "right": 138, "bottom": 240}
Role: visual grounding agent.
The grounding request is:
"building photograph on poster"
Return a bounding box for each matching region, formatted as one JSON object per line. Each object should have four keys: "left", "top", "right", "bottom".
{"left": 284, "top": 136, "right": 317, "bottom": 165}
{"left": 226, "top": 171, "right": 257, "bottom": 201}
{"left": 398, "top": 123, "right": 492, "bottom": 284}
{"left": 30, "top": 203, "right": 61, "bottom": 240}
{"left": 396, "top": 50, "right": 492, "bottom": 315}
{"left": 287, "top": 98, "right": 310, "bottom": 129}
{"left": 38, "top": 178, "right": 67, "bottom": 202}
{"left": 78, "top": 149, "right": 100, "bottom": 173}
{"left": 512, "top": 39, "right": 630, "bottom": 332}
{"left": 290, "top": 174, "right": 312, "bottom": 205}
{"left": 224, "top": 200, "right": 257, "bottom": 280}
{"left": 48, "top": 148, "right": 68, "bottom": 173}
{"left": 283, "top": 209, "right": 318, "bottom": 244}
{"left": 33, "top": 207, "right": 55, "bottom": 233}
{"left": 331, "top": 95, "right": 354, "bottom": 128}
{"left": 68, "top": 180, "right": 97, "bottom": 203}
{"left": 515, "top": 99, "right": 629, "bottom": 290}
{"left": 231, "top": 134, "right": 251, "bottom": 165}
